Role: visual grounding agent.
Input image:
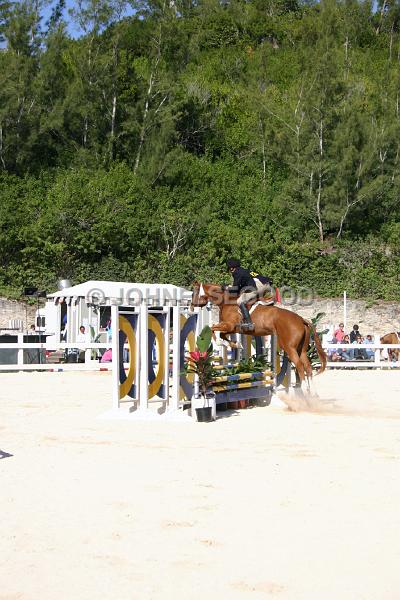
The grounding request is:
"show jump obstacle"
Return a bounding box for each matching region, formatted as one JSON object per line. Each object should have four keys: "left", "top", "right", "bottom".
{"left": 111, "top": 288, "right": 290, "bottom": 421}
{"left": 50, "top": 280, "right": 290, "bottom": 421}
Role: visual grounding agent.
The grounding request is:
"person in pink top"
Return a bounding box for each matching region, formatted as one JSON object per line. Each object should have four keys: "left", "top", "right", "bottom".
{"left": 334, "top": 323, "right": 345, "bottom": 342}
{"left": 100, "top": 348, "right": 112, "bottom": 363}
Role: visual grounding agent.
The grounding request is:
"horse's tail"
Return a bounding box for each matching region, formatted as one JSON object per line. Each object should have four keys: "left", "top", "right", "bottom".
{"left": 313, "top": 329, "right": 327, "bottom": 375}
{"left": 303, "top": 318, "right": 327, "bottom": 375}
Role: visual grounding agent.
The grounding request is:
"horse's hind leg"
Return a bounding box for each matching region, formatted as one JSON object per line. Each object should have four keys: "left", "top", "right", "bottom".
{"left": 299, "top": 348, "right": 321, "bottom": 399}
{"left": 285, "top": 347, "right": 306, "bottom": 395}
{"left": 299, "top": 330, "right": 318, "bottom": 396}
{"left": 294, "top": 327, "right": 312, "bottom": 395}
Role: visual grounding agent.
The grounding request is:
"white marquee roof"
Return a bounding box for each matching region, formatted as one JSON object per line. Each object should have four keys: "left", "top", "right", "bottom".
{"left": 48, "top": 280, "right": 192, "bottom": 306}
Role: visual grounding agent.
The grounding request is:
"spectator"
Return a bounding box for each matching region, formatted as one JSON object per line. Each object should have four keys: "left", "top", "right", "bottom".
{"left": 350, "top": 324, "right": 361, "bottom": 343}
{"left": 340, "top": 334, "right": 354, "bottom": 361}
{"left": 364, "top": 334, "right": 375, "bottom": 360}
{"left": 328, "top": 336, "right": 343, "bottom": 362}
{"left": 106, "top": 319, "right": 112, "bottom": 343}
{"left": 353, "top": 334, "right": 368, "bottom": 360}
{"left": 77, "top": 325, "right": 87, "bottom": 343}
{"left": 100, "top": 348, "right": 112, "bottom": 363}
{"left": 334, "top": 322, "right": 346, "bottom": 342}
{"left": 76, "top": 325, "right": 88, "bottom": 362}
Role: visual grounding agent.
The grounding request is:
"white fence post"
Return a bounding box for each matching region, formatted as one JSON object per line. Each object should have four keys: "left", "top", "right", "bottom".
{"left": 170, "top": 302, "right": 181, "bottom": 412}
{"left": 17, "top": 333, "right": 24, "bottom": 367}
{"left": 111, "top": 305, "right": 120, "bottom": 411}
{"left": 374, "top": 346, "right": 381, "bottom": 368}
{"left": 163, "top": 307, "right": 170, "bottom": 408}
{"left": 138, "top": 301, "right": 149, "bottom": 412}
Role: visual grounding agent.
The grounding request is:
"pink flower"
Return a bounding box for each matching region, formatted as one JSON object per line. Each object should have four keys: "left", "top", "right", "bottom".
{"left": 188, "top": 351, "right": 208, "bottom": 361}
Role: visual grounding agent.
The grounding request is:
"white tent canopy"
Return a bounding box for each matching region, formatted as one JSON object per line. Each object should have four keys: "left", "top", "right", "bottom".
{"left": 48, "top": 280, "right": 193, "bottom": 307}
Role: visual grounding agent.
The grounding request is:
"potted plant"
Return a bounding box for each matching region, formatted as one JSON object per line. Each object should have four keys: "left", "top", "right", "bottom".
{"left": 184, "top": 326, "right": 217, "bottom": 422}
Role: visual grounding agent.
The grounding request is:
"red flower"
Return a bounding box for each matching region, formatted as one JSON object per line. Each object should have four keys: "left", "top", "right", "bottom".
{"left": 189, "top": 351, "right": 208, "bottom": 361}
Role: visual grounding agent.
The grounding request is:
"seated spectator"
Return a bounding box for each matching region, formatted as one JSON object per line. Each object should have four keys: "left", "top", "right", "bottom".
{"left": 353, "top": 334, "right": 368, "bottom": 360}
{"left": 364, "top": 334, "right": 375, "bottom": 360}
{"left": 100, "top": 348, "right": 112, "bottom": 363}
{"left": 328, "top": 337, "right": 343, "bottom": 362}
{"left": 334, "top": 323, "right": 346, "bottom": 342}
{"left": 339, "top": 334, "right": 353, "bottom": 361}
{"left": 350, "top": 324, "right": 361, "bottom": 343}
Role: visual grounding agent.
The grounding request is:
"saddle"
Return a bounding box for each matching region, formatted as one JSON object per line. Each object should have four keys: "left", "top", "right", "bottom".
{"left": 236, "top": 297, "right": 275, "bottom": 333}
{"left": 249, "top": 295, "right": 275, "bottom": 310}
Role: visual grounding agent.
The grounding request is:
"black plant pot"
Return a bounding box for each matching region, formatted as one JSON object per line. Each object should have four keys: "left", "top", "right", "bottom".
{"left": 195, "top": 407, "right": 213, "bottom": 422}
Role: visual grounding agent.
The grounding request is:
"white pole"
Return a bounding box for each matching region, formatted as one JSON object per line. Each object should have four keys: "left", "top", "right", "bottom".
{"left": 111, "top": 304, "right": 120, "bottom": 411}
{"left": 135, "top": 311, "right": 140, "bottom": 405}
{"left": 66, "top": 303, "right": 72, "bottom": 342}
{"left": 343, "top": 290, "right": 347, "bottom": 331}
{"left": 170, "top": 302, "right": 181, "bottom": 411}
{"left": 139, "top": 301, "right": 149, "bottom": 412}
{"left": 163, "top": 307, "right": 170, "bottom": 407}
{"left": 85, "top": 304, "right": 92, "bottom": 364}
{"left": 17, "top": 332, "right": 24, "bottom": 367}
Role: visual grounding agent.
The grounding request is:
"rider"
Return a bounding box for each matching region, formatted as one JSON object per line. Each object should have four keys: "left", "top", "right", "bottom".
{"left": 250, "top": 271, "right": 273, "bottom": 292}
{"left": 225, "top": 258, "right": 258, "bottom": 331}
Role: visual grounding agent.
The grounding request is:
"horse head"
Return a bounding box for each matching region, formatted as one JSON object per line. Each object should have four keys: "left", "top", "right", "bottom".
{"left": 190, "top": 282, "right": 225, "bottom": 309}
{"left": 190, "top": 281, "right": 209, "bottom": 309}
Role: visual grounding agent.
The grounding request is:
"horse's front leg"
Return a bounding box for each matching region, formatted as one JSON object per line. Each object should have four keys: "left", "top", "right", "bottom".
{"left": 212, "top": 324, "right": 241, "bottom": 350}
{"left": 213, "top": 330, "right": 230, "bottom": 348}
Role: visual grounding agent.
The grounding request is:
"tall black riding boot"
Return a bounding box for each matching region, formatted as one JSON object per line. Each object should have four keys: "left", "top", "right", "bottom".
{"left": 239, "top": 303, "right": 255, "bottom": 332}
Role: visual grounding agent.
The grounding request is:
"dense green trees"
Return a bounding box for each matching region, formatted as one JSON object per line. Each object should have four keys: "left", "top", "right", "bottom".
{"left": 0, "top": 0, "right": 399, "bottom": 299}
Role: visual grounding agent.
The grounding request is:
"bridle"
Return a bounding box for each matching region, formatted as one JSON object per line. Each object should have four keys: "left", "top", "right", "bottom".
{"left": 190, "top": 282, "right": 209, "bottom": 309}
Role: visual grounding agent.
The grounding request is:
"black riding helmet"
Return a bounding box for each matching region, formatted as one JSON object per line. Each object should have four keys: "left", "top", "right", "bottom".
{"left": 227, "top": 258, "right": 240, "bottom": 270}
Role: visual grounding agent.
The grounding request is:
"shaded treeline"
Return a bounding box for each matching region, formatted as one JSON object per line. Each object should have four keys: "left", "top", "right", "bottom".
{"left": 0, "top": 0, "right": 399, "bottom": 298}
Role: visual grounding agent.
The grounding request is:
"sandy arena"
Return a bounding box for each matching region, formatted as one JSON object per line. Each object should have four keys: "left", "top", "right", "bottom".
{"left": 1, "top": 370, "right": 400, "bottom": 600}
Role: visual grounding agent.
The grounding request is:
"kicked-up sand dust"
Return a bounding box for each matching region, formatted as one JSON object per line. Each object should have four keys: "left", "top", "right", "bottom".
{"left": 1, "top": 369, "right": 400, "bottom": 600}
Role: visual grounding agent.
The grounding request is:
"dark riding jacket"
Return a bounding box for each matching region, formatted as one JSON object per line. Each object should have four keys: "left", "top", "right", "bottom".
{"left": 227, "top": 267, "right": 256, "bottom": 295}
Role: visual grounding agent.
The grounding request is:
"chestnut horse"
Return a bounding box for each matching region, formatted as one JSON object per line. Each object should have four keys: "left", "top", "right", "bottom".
{"left": 190, "top": 282, "right": 327, "bottom": 391}
{"left": 380, "top": 332, "right": 400, "bottom": 362}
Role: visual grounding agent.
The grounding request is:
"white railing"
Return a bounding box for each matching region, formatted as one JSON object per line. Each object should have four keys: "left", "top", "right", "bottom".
{"left": 0, "top": 341, "right": 112, "bottom": 371}
{"left": 322, "top": 343, "right": 400, "bottom": 369}
{"left": 1, "top": 341, "right": 399, "bottom": 372}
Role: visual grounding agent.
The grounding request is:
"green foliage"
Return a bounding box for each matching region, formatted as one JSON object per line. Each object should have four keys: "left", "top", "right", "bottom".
{"left": 307, "top": 312, "right": 329, "bottom": 370}
{"left": 223, "top": 354, "right": 271, "bottom": 375}
{"left": 183, "top": 327, "right": 217, "bottom": 397}
{"left": 196, "top": 325, "right": 212, "bottom": 353}
{"left": 0, "top": 0, "right": 399, "bottom": 301}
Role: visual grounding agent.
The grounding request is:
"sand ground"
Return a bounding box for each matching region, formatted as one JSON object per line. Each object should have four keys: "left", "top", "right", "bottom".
{"left": 1, "top": 370, "right": 400, "bottom": 600}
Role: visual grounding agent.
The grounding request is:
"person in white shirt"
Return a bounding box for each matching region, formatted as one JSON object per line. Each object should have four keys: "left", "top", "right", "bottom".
{"left": 76, "top": 325, "right": 88, "bottom": 362}
{"left": 77, "top": 325, "right": 87, "bottom": 343}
